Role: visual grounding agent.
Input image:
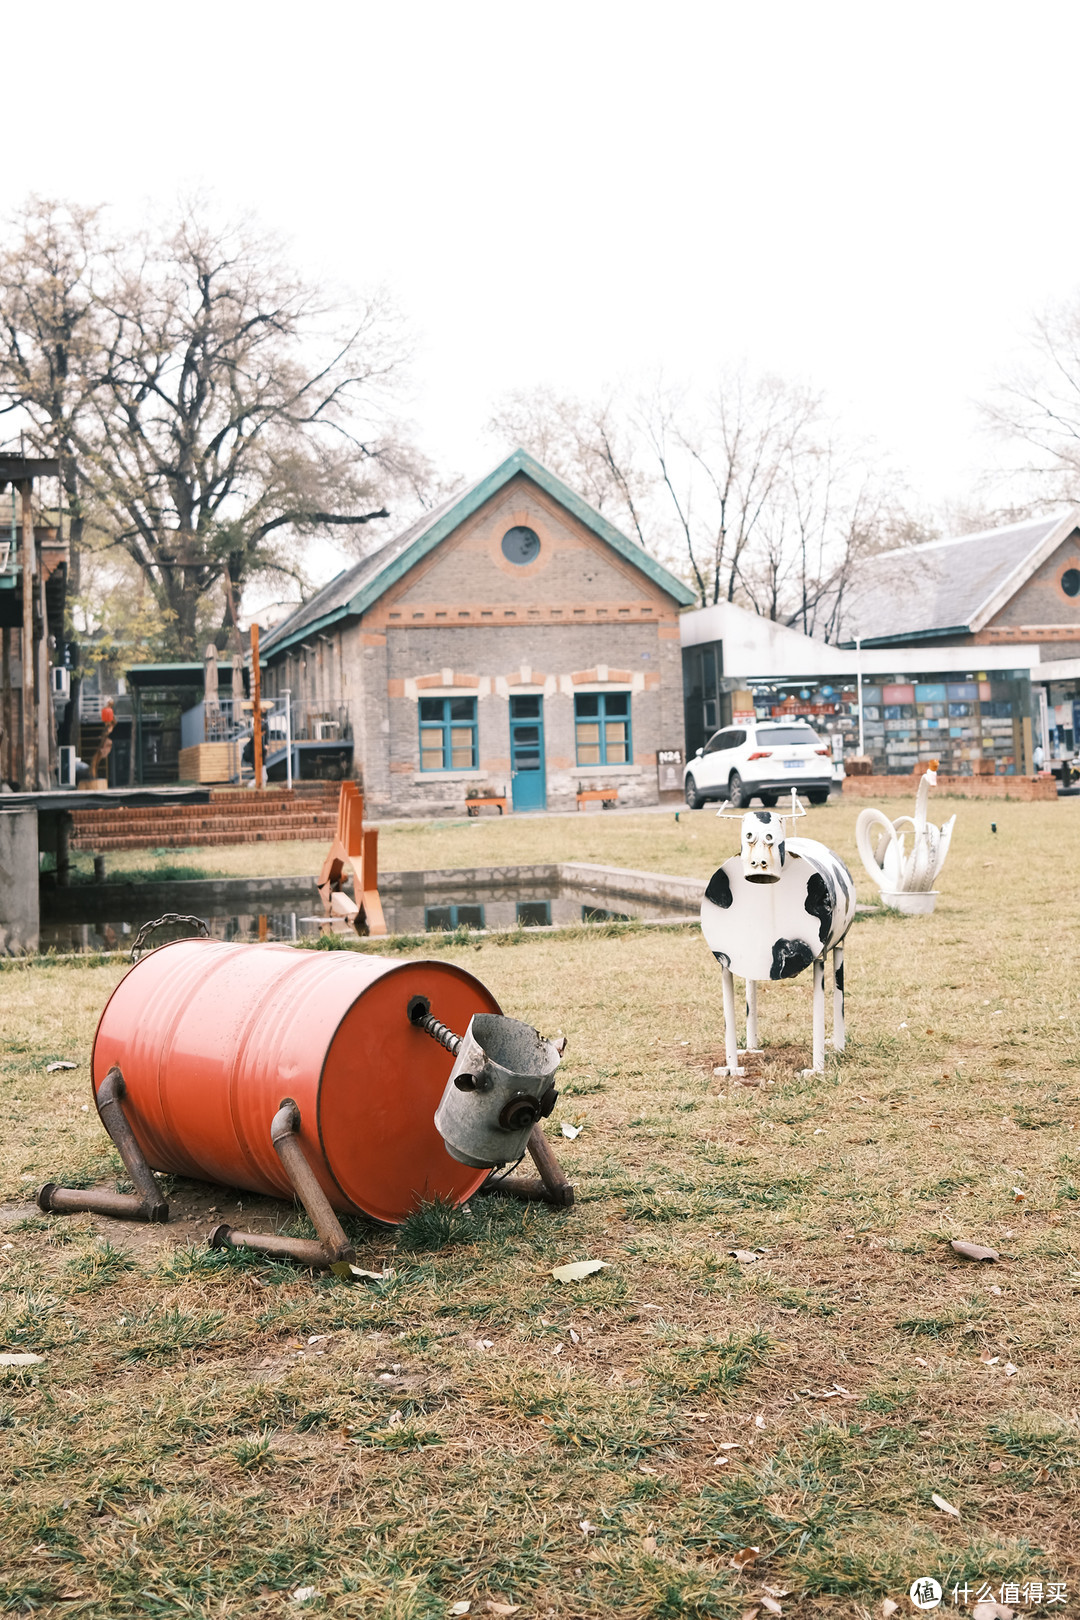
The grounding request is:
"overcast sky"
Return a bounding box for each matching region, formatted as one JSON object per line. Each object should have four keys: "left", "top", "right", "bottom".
{"left": 6, "top": 1, "right": 1079, "bottom": 529}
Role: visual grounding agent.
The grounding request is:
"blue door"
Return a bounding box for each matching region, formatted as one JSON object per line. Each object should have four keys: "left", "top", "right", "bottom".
{"left": 510, "top": 696, "right": 546, "bottom": 811}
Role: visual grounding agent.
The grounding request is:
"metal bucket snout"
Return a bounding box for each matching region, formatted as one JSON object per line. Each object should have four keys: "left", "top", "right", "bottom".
{"left": 434, "top": 1014, "right": 561, "bottom": 1168}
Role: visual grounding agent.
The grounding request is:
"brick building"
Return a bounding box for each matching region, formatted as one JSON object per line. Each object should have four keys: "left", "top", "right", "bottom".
{"left": 259, "top": 449, "right": 695, "bottom": 816}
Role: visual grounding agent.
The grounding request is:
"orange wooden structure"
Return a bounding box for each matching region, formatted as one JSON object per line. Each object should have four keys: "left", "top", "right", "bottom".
{"left": 576, "top": 788, "right": 619, "bottom": 810}
{"left": 317, "top": 781, "right": 385, "bottom": 935}
{"left": 90, "top": 939, "right": 501, "bottom": 1224}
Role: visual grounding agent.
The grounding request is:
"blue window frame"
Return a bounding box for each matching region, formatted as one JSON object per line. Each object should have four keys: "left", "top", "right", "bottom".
{"left": 574, "top": 692, "right": 631, "bottom": 766}
{"left": 419, "top": 696, "right": 477, "bottom": 771}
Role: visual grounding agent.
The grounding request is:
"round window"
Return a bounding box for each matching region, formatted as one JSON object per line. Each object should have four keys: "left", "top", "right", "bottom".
{"left": 1062, "top": 567, "right": 1080, "bottom": 598}
{"left": 501, "top": 525, "right": 540, "bottom": 565}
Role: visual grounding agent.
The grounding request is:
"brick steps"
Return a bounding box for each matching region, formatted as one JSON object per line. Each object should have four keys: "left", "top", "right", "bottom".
{"left": 70, "top": 783, "right": 345, "bottom": 852}
{"left": 75, "top": 827, "right": 334, "bottom": 851}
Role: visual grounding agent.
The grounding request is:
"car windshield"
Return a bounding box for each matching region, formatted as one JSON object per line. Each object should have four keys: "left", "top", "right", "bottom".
{"left": 758, "top": 727, "right": 820, "bottom": 746}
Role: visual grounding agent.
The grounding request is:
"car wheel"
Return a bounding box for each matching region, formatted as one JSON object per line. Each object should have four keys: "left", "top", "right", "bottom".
{"left": 728, "top": 771, "right": 746, "bottom": 808}
{"left": 807, "top": 789, "right": 829, "bottom": 805}
{"left": 758, "top": 793, "right": 778, "bottom": 807}
{"left": 684, "top": 775, "right": 706, "bottom": 809}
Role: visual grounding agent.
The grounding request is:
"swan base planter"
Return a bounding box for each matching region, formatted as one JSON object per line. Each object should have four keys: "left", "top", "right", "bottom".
{"left": 878, "top": 889, "right": 938, "bottom": 916}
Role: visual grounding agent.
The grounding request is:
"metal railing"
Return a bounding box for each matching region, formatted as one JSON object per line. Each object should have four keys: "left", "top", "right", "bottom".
{"left": 201, "top": 697, "right": 351, "bottom": 745}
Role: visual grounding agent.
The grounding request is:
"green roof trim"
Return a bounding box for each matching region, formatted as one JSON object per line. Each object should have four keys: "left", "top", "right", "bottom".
{"left": 347, "top": 449, "right": 696, "bottom": 616}
{"left": 263, "top": 449, "right": 694, "bottom": 656}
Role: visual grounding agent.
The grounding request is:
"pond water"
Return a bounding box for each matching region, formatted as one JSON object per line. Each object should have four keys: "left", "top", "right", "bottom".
{"left": 39, "top": 878, "right": 695, "bottom": 953}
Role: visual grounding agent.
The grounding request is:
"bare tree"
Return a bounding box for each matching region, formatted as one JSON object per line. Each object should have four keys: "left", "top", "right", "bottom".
{"left": 634, "top": 369, "right": 821, "bottom": 607}
{"left": 0, "top": 197, "right": 426, "bottom": 658}
{"left": 0, "top": 198, "right": 106, "bottom": 738}
{"left": 984, "top": 293, "right": 1080, "bottom": 505}
{"left": 488, "top": 385, "right": 651, "bottom": 545}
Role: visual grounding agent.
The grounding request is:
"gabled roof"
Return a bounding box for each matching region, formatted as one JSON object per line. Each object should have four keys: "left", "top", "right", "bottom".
{"left": 261, "top": 448, "right": 696, "bottom": 657}
{"left": 839, "top": 509, "right": 1080, "bottom": 646}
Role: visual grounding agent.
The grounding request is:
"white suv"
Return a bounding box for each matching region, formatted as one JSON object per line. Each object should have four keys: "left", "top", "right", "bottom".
{"left": 683, "top": 721, "right": 833, "bottom": 809}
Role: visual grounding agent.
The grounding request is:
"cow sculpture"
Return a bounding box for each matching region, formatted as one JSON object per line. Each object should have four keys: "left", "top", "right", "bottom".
{"left": 701, "top": 794, "right": 855, "bottom": 1076}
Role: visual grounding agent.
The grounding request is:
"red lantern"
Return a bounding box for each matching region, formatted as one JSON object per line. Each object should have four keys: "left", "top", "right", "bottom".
{"left": 100, "top": 705, "right": 115, "bottom": 725}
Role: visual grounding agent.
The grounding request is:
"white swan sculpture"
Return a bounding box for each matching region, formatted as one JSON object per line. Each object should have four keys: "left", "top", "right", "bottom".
{"left": 855, "top": 761, "right": 956, "bottom": 915}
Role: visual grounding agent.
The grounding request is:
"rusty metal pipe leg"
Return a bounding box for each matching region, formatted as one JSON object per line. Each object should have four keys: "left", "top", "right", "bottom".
{"left": 38, "top": 1185, "right": 155, "bottom": 1221}
{"left": 95, "top": 1067, "right": 169, "bottom": 1219}
{"left": 208, "top": 1224, "right": 333, "bottom": 1270}
{"left": 481, "top": 1124, "right": 574, "bottom": 1207}
{"left": 270, "top": 1099, "right": 355, "bottom": 1265}
{"left": 525, "top": 1123, "right": 574, "bottom": 1206}
{"left": 39, "top": 1065, "right": 169, "bottom": 1223}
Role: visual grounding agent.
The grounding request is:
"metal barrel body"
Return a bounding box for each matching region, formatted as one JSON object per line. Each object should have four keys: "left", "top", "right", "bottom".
{"left": 91, "top": 939, "right": 501, "bottom": 1223}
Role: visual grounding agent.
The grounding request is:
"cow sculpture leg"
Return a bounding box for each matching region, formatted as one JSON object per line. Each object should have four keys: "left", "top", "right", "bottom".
{"left": 720, "top": 965, "right": 745, "bottom": 1077}
{"left": 832, "top": 943, "right": 845, "bottom": 1052}
{"left": 744, "top": 980, "right": 761, "bottom": 1054}
{"left": 803, "top": 957, "right": 827, "bottom": 1076}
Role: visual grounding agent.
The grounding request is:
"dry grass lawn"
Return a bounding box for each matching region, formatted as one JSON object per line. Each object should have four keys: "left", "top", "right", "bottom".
{"left": 4, "top": 798, "right": 1080, "bottom": 1616}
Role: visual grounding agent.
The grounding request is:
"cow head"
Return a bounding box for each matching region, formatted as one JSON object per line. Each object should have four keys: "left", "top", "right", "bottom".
{"left": 739, "top": 809, "right": 786, "bottom": 883}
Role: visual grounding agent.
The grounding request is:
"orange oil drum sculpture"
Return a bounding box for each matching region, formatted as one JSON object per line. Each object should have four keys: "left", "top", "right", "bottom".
{"left": 40, "top": 938, "right": 571, "bottom": 1274}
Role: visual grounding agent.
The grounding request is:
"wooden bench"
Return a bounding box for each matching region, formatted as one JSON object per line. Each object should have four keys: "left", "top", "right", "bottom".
{"left": 576, "top": 788, "right": 619, "bottom": 810}
{"left": 465, "top": 796, "right": 509, "bottom": 816}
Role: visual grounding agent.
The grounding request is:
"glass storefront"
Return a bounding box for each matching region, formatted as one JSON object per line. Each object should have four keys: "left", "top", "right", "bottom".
{"left": 746, "top": 668, "right": 1033, "bottom": 775}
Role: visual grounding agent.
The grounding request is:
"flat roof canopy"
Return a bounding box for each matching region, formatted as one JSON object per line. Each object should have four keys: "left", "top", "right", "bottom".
{"left": 0, "top": 456, "right": 60, "bottom": 483}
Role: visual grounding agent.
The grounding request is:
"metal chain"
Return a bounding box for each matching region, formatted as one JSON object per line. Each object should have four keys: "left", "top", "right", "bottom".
{"left": 129, "top": 913, "right": 210, "bottom": 962}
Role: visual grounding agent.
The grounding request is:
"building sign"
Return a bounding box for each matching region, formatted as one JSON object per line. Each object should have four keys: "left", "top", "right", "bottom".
{"left": 657, "top": 748, "right": 683, "bottom": 792}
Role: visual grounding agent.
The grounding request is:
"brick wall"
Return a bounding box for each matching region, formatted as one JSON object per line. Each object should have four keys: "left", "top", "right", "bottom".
{"left": 842, "top": 772, "right": 1056, "bottom": 802}
{"left": 981, "top": 532, "right": 1080, "bottom": 636}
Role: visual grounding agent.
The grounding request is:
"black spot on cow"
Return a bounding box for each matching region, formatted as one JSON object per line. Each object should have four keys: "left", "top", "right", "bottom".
{"left": 829, "top": 851, "right": 852, "bottom": 904}
{"left": 770, "top": 937, "right": 814, "bottom": 980}
{"left": 804, "top": 871, "right": 833, "bottom": 945}
{"left": 753, "top": 810, "right": 772, "bottom": 823}
{"left": 712, "top": 949, "right": 731, "bottom": 969}
{"left": 705, "top": 867, "right": 733, "bottom": 909}
{"left": 835, "top": 957, "right": 845, "bottom": 992}
{"left": 777, "top": 837, "right": 786, "bottom": 867}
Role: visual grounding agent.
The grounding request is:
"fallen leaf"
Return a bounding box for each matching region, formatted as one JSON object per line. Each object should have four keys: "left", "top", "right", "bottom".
{"left": 730, "top": 1546, "right": 760, "bottom": 1571}
{"left": 754, "top": 1412, "right": 766, "bottom": 1429}
{"left": 931, "top": 1490, "right": 960, "bottom": 1518}
{"left": 972, "top": 1603, "right": 1015, "bottom": 1620}
{"left": 561, "top": 1122, "right": 583, "bottom": 1139}
{"left": 729, "top": 1250, "right": 759, "bottom": 1263}
{"left": 987, "top": 1459, "right": 1005, "bottom": 1473}
{"left": 329, "top": 1261, "right": 392, "bottom": 1282}
{"left": 0, "top": 1352, "right": 44, "bottom": 1367}
{"left": 642, "top": 1535, "right": 657, "bottom": 1553}
{"left": 290, "top": 1589, "right": 319, "bottom": 1606}
{"left": 914, "top": 1357, "right": 928, "bottom": 1367}
{"left": 761, "top": 1592, "right": 790, "bottom": 1603}
{"left": 46, "top": 1060, "right": 78, "bottom": 1072}
{"left": 1005, "top": 1361, "right": 1018, "bottom": 1377}
{"left": 710, "top": 1455, "right": 730, "bottom": 1467}
{"left": 569, "top": 1329, "right": 580, "bottom": 1345}
{"left": 950, "top": 1240, "right": 999, "bottom": 1262}
{"left": 450, "top": 1605, "right": 471, "bottom": 1617}
{"left": 485, "top": 1604, "right": 520, "bottom": 1617}
{"left": 717, "top": 1442, "right": 742, "bottom": 1449}
{"left": 760, "top": 1599, "right": 782, "bottom": 1617}
{"left": 989, "top": 1284, "right": 1002, "bottom": 1296}
{"left": 552, "top": 1260, "right": 608, "bottom": 1283}
{"left": 578, "top": 1519, "right": 596, "bottom": 1536}
{"left": 882, "top": 1602, "right": 899, "bottom": 1619}
{"left": 980, "top": 1354, "right": 1000, "bottom": 1366}
{"left": 742, "top": 1610, "right": 760, "bottom": 1620}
